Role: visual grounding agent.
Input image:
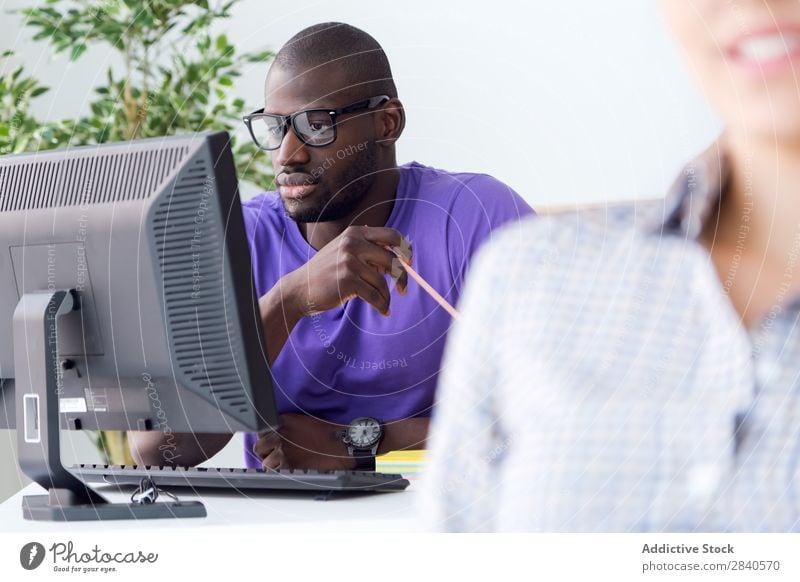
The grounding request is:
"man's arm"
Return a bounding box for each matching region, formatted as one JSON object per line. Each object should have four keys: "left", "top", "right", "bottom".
{"left": 253, "top": 414, "right": 429, "bottom": 470}
{"left": 381, "top": 417, "right": 429, "bottom": 453}
{"left": 128, "top": 431, "right": 233, "bottom": 467}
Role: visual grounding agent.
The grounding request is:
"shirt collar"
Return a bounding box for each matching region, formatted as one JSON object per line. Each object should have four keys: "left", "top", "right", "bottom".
{"left": 643, "top": 141, "right": 729, "bottom": 239}
{"left": 643, "top": 142, "right": 800, "bottom": 319}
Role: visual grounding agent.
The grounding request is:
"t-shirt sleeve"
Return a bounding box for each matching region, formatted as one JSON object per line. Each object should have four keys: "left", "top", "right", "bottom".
{"left": 239, "top": 198, "right": 270, "bottom": 298}
{"left": 445, "top": 174, "right": 534, "bottom": 295}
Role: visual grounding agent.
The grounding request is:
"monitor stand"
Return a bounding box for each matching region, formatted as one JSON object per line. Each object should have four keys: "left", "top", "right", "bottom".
{"left": 13, "top": 289, "right": 205, "bottom": 521}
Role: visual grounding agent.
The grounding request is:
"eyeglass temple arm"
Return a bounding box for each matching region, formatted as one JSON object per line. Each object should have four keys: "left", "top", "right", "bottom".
{"left": 339, "top": 95, "right": 391, "bottom": 114}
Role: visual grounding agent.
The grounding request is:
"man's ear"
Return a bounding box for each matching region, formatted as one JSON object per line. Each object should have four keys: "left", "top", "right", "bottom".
{"left": 376, "top": 98, "right": 405, "bottom": 147}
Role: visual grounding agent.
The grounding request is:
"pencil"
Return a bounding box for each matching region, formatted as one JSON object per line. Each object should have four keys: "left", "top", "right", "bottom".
{"left": 390, "top": 249, "right": 461, "bottom": 321}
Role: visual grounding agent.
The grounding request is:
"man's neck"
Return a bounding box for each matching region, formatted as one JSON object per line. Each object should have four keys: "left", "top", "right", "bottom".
{"left": 300, "top": 166, "right": 400, "bottom": 251}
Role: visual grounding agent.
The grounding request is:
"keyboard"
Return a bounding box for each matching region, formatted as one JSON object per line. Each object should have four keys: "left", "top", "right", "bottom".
{"left": 71, "top": 464, "right": 410, "bottom": 494}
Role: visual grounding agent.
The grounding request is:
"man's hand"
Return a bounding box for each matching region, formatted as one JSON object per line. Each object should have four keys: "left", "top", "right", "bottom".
{"left": 259, "top": 225, "right": 413, "bottom": 364}
{"left": 253, "top": 413, "right": 353, "bottom": 471}
{"left": 282, "top": 225, "right": 413, "bottom": 317}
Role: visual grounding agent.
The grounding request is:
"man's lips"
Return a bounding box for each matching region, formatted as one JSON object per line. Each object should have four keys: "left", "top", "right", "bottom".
{"left": 277, "top": 172, "right": 319, "bottom": 200}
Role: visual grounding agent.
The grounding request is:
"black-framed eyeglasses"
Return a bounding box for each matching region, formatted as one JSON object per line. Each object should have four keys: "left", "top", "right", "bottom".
{"left": 242, "top": 95, "right": 390, "bottom": 151}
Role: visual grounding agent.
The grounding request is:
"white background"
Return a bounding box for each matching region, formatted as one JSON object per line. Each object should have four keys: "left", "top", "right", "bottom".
{"left": 0, "top": 0, "right": 723, "bottom": 502}
{"left": 1, "top": 0, "right": 723, "bottom": 204}
{"left": 1, "top": 532, "right": 799, "bottom": 581}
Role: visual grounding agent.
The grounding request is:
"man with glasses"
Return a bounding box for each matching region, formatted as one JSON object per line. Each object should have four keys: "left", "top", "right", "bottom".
{"left": 130, "top": 22, "right": 532, "bottom": 471}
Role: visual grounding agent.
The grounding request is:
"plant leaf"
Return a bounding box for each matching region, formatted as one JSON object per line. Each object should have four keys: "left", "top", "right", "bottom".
{"left": 70, "top": 43, "right": 87, "bottom": 61}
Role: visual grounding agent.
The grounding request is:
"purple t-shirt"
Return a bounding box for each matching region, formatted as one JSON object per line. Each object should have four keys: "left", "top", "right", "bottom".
{"left": 241, "top": 161, "right": 533, "bottom": 467}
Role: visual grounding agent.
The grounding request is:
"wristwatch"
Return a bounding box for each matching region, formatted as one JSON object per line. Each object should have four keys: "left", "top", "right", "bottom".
{"left": 342, "top": 416, "right": 383, "bottom": 471}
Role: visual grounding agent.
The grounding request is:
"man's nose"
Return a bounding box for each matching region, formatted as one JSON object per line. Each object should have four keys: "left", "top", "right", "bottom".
{"left": 273, "top": 124, "right": 311, "bottom": 168}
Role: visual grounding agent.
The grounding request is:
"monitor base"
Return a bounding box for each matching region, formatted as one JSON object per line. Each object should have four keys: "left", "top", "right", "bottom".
{"left": 14, "top": 289, "right": 206, "bottom": 522}
{"left": 22, "top": 494, "right": 206, "bottom": 521}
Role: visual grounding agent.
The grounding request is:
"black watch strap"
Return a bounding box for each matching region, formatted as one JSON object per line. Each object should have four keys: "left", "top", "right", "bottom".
{"left": 352, "top": 449, "right": 376, "bottom": 471}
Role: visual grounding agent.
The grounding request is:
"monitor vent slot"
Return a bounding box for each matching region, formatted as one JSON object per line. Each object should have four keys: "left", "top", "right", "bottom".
{"left": 151, "top": 157, "right": 250, "bottom": 418}
{"left": 0, "top": 146, "right": 189, "bottom": 211}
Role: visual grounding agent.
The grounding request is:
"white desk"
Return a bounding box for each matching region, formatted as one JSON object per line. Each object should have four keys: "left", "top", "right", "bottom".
{"left": 0, "top": 481, "right": 424, "bottom": 533}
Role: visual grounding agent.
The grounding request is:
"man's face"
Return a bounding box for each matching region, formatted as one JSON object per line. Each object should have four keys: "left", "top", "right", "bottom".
{"left": 662, "top": 0, "right": 800, "bottom": 140}
{"left": 264, "top": 65, "right": 380, "bottom": 223}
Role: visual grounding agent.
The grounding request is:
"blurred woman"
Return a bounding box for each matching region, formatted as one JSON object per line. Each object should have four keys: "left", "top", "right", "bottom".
{"left": 424, "top": 0, "right": 800, "bottom": 531}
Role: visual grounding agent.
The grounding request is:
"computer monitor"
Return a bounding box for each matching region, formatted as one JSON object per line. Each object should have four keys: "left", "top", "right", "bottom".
{"left": 0, "top": 132, "right": 278, "bottom": 520}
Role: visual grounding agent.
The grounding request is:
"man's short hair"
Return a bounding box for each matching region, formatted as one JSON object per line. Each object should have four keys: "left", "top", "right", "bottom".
{"left": 273, "top": 22, "right": 398, "bottom": 99}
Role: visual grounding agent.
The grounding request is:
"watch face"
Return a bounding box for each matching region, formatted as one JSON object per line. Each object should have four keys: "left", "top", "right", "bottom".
{"left": 347, "top": 417, "right": 382, "bottom": 448}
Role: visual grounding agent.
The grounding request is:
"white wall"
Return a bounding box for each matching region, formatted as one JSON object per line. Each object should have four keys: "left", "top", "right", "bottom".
{"left": 0, "top": 431, "right": 30, "bottom": 503}
{"left": 0, "top": 0, "right": 723, "bottom": 502}
{"left": 1, "top": 0, "right": 723, "bottom": 204}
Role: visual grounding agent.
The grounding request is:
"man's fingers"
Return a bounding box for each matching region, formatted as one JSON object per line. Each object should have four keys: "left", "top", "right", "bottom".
{"left": 256, "top": 430, "right": 284, "bottom": 469}
{"left": 359, "top": 263, "right": 392, "bottom": 309}
{"left": 354, "top": 276, "right": 391, "bottom": 316}
{"left": 358, "top": 244, "right": 399, "bottom": 276}
{"left": 262, "top": 447, "right": 284, "bottom": 470}
{"left": 392, "top": 256, "right": 409, "bottom": 295}
{"left": 360, "top": 226, "right": 402, "bottom": 247}
{"left": 253, "top": 430, "right": 280, "bottom": 460}
{"left": 400, "top": 267, "right": 409, "bottom": 294}
{"left": 360, "top": 227, "right": 413, "bottom": 265}
{"left": 335, "top": 226, "right": 412, "bottom": 310}
{"left": 360, "top": 243, "right": 409, "bottom": 296}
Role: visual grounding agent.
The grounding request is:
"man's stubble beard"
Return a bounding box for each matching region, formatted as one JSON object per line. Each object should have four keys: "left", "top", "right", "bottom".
{"left": 284, "top": 143, "right": 378, "bottom": 224}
